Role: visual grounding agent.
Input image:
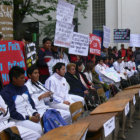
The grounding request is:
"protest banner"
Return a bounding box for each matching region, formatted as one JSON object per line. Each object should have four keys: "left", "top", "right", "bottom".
{"left": 114, "top": 29, "right": 130, "bottom": 43}
{"left": 68, "top": 32, "right": 89, "bottom": 56}
{"left": 0, "top": 5, "right": 13, "bottom": 40}
{"left": 56, "top": 0, "right": 75, "bottom": 24}
{"left": 101, "top": 67, "right": 121, "bottom": 82}
{"left": 54, "top": 21, "right": 74, "bottom": 48}
{"left": 25, "top": 42, "right": 37, "bottom": 68}
{"left": 129, "top": 34, "right": 140, "bottom": 47}
{"left": 0, "top": 41, "right": 26, "bottom": 85}
{"left": 89, "top": 34, "right": 101, "bottom": 56}
{"left": 103, "top": 26, "right": 110, "bottom": 48}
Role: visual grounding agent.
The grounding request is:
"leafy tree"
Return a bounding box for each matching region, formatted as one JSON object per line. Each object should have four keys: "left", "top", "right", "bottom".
{"left": 1, "top": 0, "right": 88, "bottom": 40}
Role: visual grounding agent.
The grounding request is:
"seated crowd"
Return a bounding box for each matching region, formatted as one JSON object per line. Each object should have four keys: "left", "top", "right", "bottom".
{"left": 0, "top": 37, "right": 139, "bottom": 139}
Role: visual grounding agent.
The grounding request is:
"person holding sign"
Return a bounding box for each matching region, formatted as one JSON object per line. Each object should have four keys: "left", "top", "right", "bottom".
{"left": 0, "top": 66, "right": 42, "bottom": 135}
{"left": 37, "top": 37, "right": 53, "bottom": 84}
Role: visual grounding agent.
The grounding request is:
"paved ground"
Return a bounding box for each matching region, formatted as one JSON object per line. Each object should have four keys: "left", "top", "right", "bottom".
{"left": 125, "top": 119, "right": 140, "bottom": 140}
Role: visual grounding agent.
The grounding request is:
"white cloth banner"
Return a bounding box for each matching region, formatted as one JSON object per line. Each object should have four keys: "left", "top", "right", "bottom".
{"left": 129, "top": 34, "right": 140, "bottom": 47}
{"left": 103, "top": 26, "right": 110, "bottom": 48}
{"left": 54, "top": 21, "right": 74, "bottom": 48}
{"left": 56, "top": 0, "right": 75, "bottom": 24}
{"left": 69, "top": 32, "right": 89, "bottom": 56}
{"left": 103, "top": 116, "right": 115, "bottom": 137}
{"left": 101, "top": 67, "right": 121, "bottom": 82}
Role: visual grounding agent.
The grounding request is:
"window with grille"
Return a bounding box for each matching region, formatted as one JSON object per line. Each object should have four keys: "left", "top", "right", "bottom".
{"left": 92, "top": 0, "right": 105, "bottom": 31}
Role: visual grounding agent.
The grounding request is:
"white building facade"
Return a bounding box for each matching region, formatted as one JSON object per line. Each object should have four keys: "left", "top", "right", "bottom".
{"left": 79, "top": 0, "right": 140, "bottom": 48}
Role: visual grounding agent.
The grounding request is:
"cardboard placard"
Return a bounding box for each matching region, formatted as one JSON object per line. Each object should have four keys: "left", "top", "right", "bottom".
{"left": 69, "top": 32, "right": 89, "bottom": 56}
{"left": 90, "top": 34, "right": 101, "bottom": 56}
{"left": 54, "top": 21, "right": 74, "bottom": 48}
{"left": 56, "top": 0, "right": 75, "bottom": 24}
{"left": 25, "top": 42, "right": 37, "bottom": 68}
{"left": 0, "top": 5, "right": 13, "bottom": 40}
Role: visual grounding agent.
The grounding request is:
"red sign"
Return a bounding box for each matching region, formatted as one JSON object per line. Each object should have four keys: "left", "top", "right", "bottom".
{"left": 89, "top": 34, "right": 101, "bottom": 56}
{"left": 0, "top": 41, "right": 26, "bottom": 85}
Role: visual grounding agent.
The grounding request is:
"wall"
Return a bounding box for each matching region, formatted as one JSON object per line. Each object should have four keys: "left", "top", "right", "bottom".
{"left": 78, "top": 0, "right": 93, "bottom": 35}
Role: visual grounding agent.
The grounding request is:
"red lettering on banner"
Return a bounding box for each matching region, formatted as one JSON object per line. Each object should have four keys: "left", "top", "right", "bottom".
{"left": 89, "top": 34, "right": 101, "bottom": 56}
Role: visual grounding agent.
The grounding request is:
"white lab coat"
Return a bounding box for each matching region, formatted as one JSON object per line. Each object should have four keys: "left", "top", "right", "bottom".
{"left": 45, "top": 73, "right": 84, "bottom": 110}
{"left": 128, "top": 61, "right": 137, "bottom": 73}
{"left": 113, "top": 61, "right": 128, "bottom": 79}
{"left": 0, "top": 96, "right": 41, "bottom": 140}
{"left": 25, "top": 79, "right": 72, "bottom": 124}
{"left": 121, "top": 61, "right": 134, "bottom": 77}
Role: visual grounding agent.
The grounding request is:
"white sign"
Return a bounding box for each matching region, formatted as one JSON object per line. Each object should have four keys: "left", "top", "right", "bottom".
{"left": 103, "top": 116, "right": 115, "bottom": 137}
{"left": 54, "top": 21, "right": 74, "bottom": 48}
{"left": 125, "top": 102, "right": 130, "bottom": 116}
{"left": 103, "top": 26, "right": 110, "bottom": 48}
{"left": 133, "top": 95, "right": 136, "bottom": 105}
{"left": 101, "top": 67, "right": 121, "bottom": 82}
{"left": 129, "top": 34, "right": 140, "bottom": 47}
{"left": 139, "top": 90, "right": 140, "bottom": 97}
{"left": 56, "top": 0, "right": 75, "bottom": 24}
{"left": 69, "top": 32, "right": 89, "bottom": 56}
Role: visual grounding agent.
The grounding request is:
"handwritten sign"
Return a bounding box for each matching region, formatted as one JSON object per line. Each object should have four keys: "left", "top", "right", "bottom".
{"left": 103, "top": 26, "right": 110, "bottom": 48}
{"left": 129, "top": 34, "right": 140, "bottom": 47}
{"left": 56, "top": 0, "right": 75, "bottom": 24}
{"left": 0, "top": 5, "right": 13, "bottom": 40}
{"left": 101, "top": 67, "right": 121, "bottom": 82}
{"left": 125, "top": 102, "right": 129, "bottom": 116}
{"left": 133, "top": 95, "right": 136, "bottom": 105}
{"left": 54, "top": 21, "right": 74, "bottom": 48}
{"left": 103, "top": 116, "right": 115, "bottom": 137}
{"left": 0, "top": 41, "right": 26, "bottom": 85}
{"left": 114, "top": 29, "right": 130, "bottom": 43}
{"left": 89, "top": 34, "right": 101, "bottom": 56}
{"left": 69, "top": 32, "right": 89, "bottom": 56}
{"left": 25, "top": 43, "right": 37, "bottom": 68}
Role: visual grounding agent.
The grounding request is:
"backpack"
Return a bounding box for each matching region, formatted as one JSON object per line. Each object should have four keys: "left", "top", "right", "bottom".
{"left": 85, "top": 89, "right": 100, "bottom": 111}
{"left": 42, "top": 109, "right": 67, "bottom": 133}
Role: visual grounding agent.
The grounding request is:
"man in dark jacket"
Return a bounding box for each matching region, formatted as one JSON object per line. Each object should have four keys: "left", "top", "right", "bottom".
{"left": 37, "top": 37, "right": 52, "bottom": 84}
{"left": 0, "top": 66, "right": 42, "bottom": 135}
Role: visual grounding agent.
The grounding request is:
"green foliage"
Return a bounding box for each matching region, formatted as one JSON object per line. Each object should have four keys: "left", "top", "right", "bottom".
{"left": 1, "top": 0, "right": 88, "bottom": 39}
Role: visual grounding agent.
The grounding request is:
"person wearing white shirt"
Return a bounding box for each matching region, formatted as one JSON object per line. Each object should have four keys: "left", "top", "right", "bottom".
{"left": 0, "top": 95, "right": 41, "bottom": 140}
{"left": 45, "top": 63, "right": 84, "bottom": 111}
{"left": 95, "top": 57, "right": 116, "bottom": 85}
{"left": 113, "top": 57, "right": 128, "bottom": 79}
{"left": 25, "top": 65, "right": 72, "bottom": 124}
{"left": 121, "top": 57, "right": 134, "bottom": 77}
{"left": 128, "top": 56, "right": 138, "bottom": 74}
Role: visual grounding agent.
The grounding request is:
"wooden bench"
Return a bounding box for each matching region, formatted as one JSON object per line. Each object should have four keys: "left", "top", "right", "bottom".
{"left": 78, "top": 112, "right": 118, "bottom": 140}
{"left": 39, "top": 122, "right": 89, "bottom": 140}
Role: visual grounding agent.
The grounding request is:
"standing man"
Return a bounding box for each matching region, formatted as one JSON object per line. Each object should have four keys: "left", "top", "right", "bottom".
{"left": 37, "top": 37, "right": 52, "bottom": 84}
